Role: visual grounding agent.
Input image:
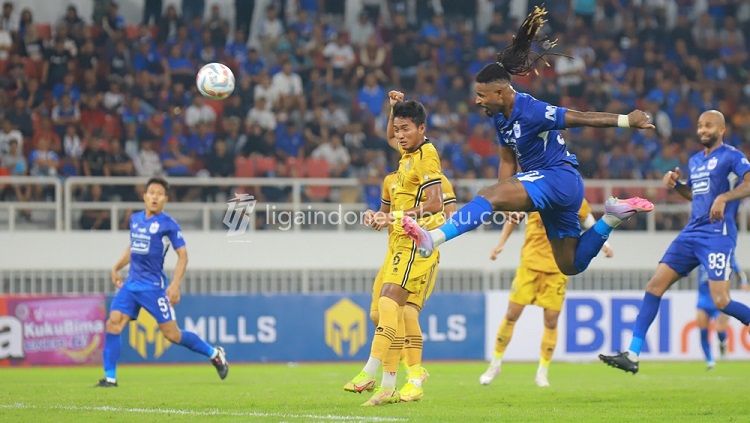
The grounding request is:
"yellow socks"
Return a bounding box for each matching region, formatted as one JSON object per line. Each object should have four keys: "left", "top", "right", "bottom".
{"left": 403, "top": 305, "right": 423, "bottom": 368}
{"left": 540, "top": 326, "right": 557, "bottom": 365}
{"left": 494, "top": 318, "right": 516, "bottom": 357}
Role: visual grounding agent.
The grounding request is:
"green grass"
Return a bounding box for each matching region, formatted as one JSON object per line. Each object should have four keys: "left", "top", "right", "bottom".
{"left": 1, "top": 361, "right": 749, "bottom": 422}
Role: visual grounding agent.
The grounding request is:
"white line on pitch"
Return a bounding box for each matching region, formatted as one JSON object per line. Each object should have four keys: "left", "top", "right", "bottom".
{"left": 0, "top": 403, "right": 408, "bottom": 422}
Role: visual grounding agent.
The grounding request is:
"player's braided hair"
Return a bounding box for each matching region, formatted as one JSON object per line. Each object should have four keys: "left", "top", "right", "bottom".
{"left": 476, "top": 6, "right": 559, "bottom": 83}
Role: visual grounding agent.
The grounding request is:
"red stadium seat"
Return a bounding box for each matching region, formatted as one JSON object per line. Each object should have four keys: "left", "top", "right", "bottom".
{"left": 234, "top": 157, "right": 256, "bottom": 177}
{"left": 255, "top": 157, "right": 276, "bottom": 175}
{"left": 584, "top": 186, "right": 605, "bottom": 204}
{"left": 125, "top": 24, "right": 140, "bottom": 40}
{"left": 303, "top": 158, "right": 331, "bottom": 201}
{"left": 35, "top": 23, "right": 51, "bottom": 40}
{"left": 22, "top": 58, "right": 42, "bottom": 80}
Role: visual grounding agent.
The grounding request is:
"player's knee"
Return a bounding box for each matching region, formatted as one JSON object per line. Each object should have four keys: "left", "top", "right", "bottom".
{"left": 558, "top": 263, "right": 578, "bottom": 276}
{"left": 105, "top": 318, "right": 125, "bottom": 334}
{"left": 713, "top": 295, "right": 731, "bottom": 309}
{"left": 161, "top": 327, "right": 182, "bottom": 343}
{"left": 543, "top": 316, "right": 559, "bottom": 329}
{"left": 404, "top": 304, "right": 420, "bottom": 323}
{"left": 505, "top": 310, "right": 521, "bottom": 322}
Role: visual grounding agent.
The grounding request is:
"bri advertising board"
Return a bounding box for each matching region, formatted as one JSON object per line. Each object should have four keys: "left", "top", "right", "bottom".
{"left": 485, "top": 291, "right": 750, "bottom": 361}
{"left": 0, "top": 296, "right": 105, "bottom": 366}
{"left": 118, "top": 293, "right": 485, "bottom": 363}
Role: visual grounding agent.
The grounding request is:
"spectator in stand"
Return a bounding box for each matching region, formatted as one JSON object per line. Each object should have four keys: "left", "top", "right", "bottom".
{"left": 29, "top": 137, "right": 59, "bottom": 177}
{"left": 311, "top": 132, "right": 350, "bottom": 177}
{"left": 0, "top": 119, "right": 23, "bottom": 156}
{"left": 323, "top": 32, "right": 355, "bottom": 81}
{"left": 185, "top": 96, "right": 216, "bottom": 128}
{"left": 161, "top": 138, "right": 194, "bottom": 177}
{"left": 246, "top": 97, "right": 276, "bottom": 131}
{"left": 271, "top": 61, "right": 304, "bottom": 111}
{"left": 51, "top": 94, "right": 81, "bottom": 136}
{"left": 61, "top": 125, "right": 83, "bottom": 175}
{"left": 275, "top": 123, "right": 304, "bottom": 160}
{"left": 134, "top": 140, "right": 163, "bottom": 177}
{"left": 205, "top": 138, "right": 235, "bottom": 177}
{"left": 81, "top": 138, "right": 108, "bottom": 177}
{"left": 186, "top": 122, "right": 215, "bottom": 157}
{"left": 257, "top": 5, "right": 284, "bottom": 56}
{"left": 358, "top": 73, "right": 386, "bottom": 119}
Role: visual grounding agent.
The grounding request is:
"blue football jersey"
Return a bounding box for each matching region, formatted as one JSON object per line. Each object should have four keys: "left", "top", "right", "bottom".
{"left": 126, "top": 211, "right": 186, "bottom": 290}
{"left": 493, "top": 92, "right": 578, "bottom": 171}
{"left": 685, "top": 144, "right": 750, "bottom": 237}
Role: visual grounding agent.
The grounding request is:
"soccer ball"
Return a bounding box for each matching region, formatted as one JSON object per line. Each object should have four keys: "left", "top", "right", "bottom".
{"left": 196, "top": 63, "right": 235, "bottom": 100}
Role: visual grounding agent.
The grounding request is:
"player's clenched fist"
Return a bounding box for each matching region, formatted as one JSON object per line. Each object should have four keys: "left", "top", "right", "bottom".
{"left": 111, "top": 268, "right": 123, "bottom": 288}
{"left": 388, "top": 90, "right": 404, "bottom": 106}
{"left": 663, "top": 167, "right": 681, "bottom": 189}
{"left": 627, "top": 109, "right": 656, "bottom": 129}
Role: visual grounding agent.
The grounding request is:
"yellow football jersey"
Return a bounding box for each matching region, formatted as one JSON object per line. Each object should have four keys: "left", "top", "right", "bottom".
{"left": 390, "top": 141, "right": 446, "bottom": 235}
{"left": 520, "top": 199, "right": 592, "bottom": 273}
{"left": 382, "top": 172, "right": 456, "bottom": 209}
{"left": 440, "top": 174, "right": 456, "bottom": 206}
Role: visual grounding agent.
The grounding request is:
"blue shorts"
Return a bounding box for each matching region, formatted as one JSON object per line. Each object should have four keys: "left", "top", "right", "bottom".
{"left": 516, "top": 166, "right": 584, "bottom": 239}
{"left": 110, "top": 285, "right": 176, "bottom": 324}
{"left": 661, "top": 232, "right": 735, "bottom": 280}
{"left": 697, "top": 302, "right": 720, "bottom": 319}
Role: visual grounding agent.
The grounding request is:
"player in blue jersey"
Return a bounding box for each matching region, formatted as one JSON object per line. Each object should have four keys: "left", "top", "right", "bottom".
{"left": 96, "top": 177, "right": 228, "bottom": 387}
{"left": 402, "top": 6, "right": 654, "bottom": 276}
{"left": 696, "top": 255, "right": 748, "bottom": 369}
{"left": 600, "top": 110, "right": 750, "bottom": 374}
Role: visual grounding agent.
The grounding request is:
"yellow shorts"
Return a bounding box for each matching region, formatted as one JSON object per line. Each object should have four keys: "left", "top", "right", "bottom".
{"left": 508, "top": 264, "right": 568, "bottom": 311}
{"left": 369, "top": 236, "right": 439, "bottom": 316}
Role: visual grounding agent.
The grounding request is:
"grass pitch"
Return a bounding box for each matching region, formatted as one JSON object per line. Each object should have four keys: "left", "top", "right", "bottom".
{"left": 1, "top": 361, "right": 748, "bottom": 422}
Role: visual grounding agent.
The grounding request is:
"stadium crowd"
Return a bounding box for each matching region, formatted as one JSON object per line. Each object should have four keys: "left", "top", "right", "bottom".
{"left": 0, "top": 0, "right": 748, "bottom": 225}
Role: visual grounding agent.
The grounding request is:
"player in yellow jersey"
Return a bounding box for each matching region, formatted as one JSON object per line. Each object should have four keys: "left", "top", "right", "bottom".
{"left": 344, "top": 91, "right": 445, "bottom": 406}
{"left": 366, "top": 172, "right": 457, "bottom": 402}
{"left": 479, "top": 199, "right": 613, "bottom": 387}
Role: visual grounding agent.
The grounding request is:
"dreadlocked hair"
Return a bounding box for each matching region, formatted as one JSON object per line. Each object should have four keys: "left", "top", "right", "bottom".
{"left": 475, "top": 6, "right": 559, "bottom": 83}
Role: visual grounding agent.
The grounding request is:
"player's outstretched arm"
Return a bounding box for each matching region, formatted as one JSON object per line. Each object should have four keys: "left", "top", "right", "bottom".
{"left": 385, "top": 90, "right": 405, "bottom": 151}
{"left": 110, "top": 245, "right": 130, "bottom": 288}
{"left": 710, "top": 172, "right": 750, "bottom": 221}
{"left": 166, "top": 247, "right": 188, "bottom": 305}
{"left": 564, "top": 109, "right": 655, "bottom": 129}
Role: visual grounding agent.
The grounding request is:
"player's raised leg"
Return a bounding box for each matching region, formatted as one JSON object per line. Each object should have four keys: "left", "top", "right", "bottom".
{"left": 403, "top": 174, "right": 652, "bottom": 275}
{"left": 480, "top": 301, "right": 524, "bottom": 385}
{"left": 708, "top": 279, "right": 750, "bottom": 327}
{"left": 599, "top": 263, "right": 681, "bottom": 373}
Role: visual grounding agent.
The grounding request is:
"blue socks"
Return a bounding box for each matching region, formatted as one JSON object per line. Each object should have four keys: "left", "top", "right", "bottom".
{"left": 438, "top": 196, "right": 493, "bottom": 241}
{"left": 178, "top": 331, "right": 216, "bottom": 358}
{"left": 628, "top": 292, "right": 662, "bottom": 356}
{"left": 699, "top": 328, "right": 713, "bottom": 363}
{"left": 721, "top": 300, "right": 750, "bottom": 325}
{"left": 717, "top": 330, "right": 727, "bottom": 344}
{"left": 573, "top": 219, "right": 613, "bottom": 273}
{"left": 103, "top": 333, "right": 121, "bottom": 380}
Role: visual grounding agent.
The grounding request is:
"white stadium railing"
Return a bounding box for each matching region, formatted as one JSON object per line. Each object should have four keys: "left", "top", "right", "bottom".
{"left": 1, "top": 176, "right": 748, "bottom": 232}
{"left": 0, "top": 268, "right": 695, "bottom": 295}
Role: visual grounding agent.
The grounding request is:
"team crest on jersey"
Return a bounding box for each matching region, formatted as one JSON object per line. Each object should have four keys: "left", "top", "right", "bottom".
{"left": 513, "top": 121, "right": 521, "bottom": 139}
{"left": 707, "top": 157, "right": 718, "bottom": 170}
{"left": 149, "top": 221, "right": 160, "bottom": 234}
